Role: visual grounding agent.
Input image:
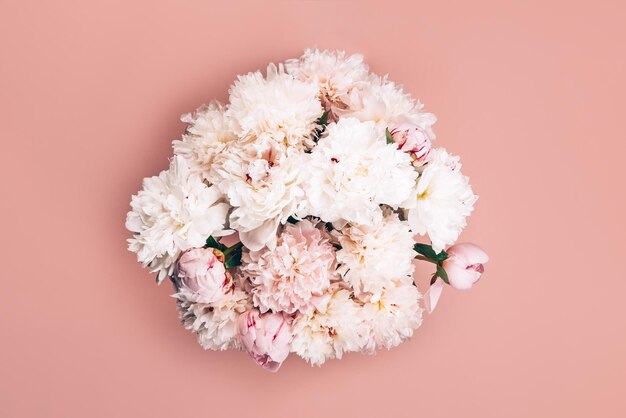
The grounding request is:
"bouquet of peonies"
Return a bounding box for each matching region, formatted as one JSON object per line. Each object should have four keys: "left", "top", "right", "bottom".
{"left": 126, "top": 49, "right": 488, "bottom": 371}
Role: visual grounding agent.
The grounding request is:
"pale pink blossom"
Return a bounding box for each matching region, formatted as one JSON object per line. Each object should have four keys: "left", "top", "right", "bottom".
{"left": 174, "top": 247, "right": 232, "bottom": 303}
{"left": 240, "top": 219, "right": 336, "bottom": 314}
{"left": 390, "top": 123, "right": 432, "bottom": 166}
{"left": 237, "top": 309, "right": 292, "bottom": 372}
{"left": 442, "top": 243, "right": 489, "bottom": 290}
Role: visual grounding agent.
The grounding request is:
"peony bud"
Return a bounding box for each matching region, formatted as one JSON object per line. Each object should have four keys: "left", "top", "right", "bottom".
{"left": 237, "top": 309, "right": 292, "bottom": 372}
{"left": 390, "top": 123, "right": 433, "bottom": 166}
{"left": 174, "top": 247, "right": 232, "bottom": 303}
{"left": 442, "top": 243, "right": 489, "bottom": 290}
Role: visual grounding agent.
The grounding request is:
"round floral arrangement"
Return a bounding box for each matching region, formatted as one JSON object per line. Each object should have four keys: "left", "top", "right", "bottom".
{"left": 126, "top": 49, "right": 489, "bottom": 371}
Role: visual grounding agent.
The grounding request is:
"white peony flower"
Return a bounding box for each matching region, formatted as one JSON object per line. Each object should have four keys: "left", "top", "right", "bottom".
{"left": 172, "top": 101, "right": 235, "bottom": 181}
{"left": 177, "top": 285, "right": 252, "bottom": 351}
{"left": 334, "top": 210, "right": 416, "bottom": 298}
{"left": 209, "top": 139, "right": 306, "bottom": 251}
{"left": 404, "top": 148, "right": 477, "bottom": 252}
{"left": 291, "top": 288, "right": 368, "bottom": 366}
{"left": 226, "top": 63, "right": 323, "bottom": 151}
{"left": 126, "top": 156, "right": 231, "bottom": 283}
{"left": 302, "top": 117, "right": 417, "bottom": 226}
{"left": 360, "top": 281, "right": 423, "bottom": 351}
{"left": 341, "top": 74, "right": 437, "bottom": 139}
{"left": 285, "top": 49, "right": 369, "bottom": 121}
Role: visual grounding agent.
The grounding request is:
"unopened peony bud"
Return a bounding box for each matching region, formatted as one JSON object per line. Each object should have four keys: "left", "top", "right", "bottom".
{"left": 174, "top": 247, "right": 232, "bottom": 303}
{"left": 442, "top": 243, "right": 489, "bottom": 290}
{"left": 237, "top": 309, "right": 292, "bottom": 372}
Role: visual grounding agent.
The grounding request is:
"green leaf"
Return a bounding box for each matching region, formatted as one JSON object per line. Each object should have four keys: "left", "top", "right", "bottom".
{"left": 224, "top": 250, "right": 242, "bottom": 268}
{"left": 414, "top": 243, "right": 448, "bottom": 262}
{"left": 436, "top": 264, "right": 450, "bottom": 284}
{"left": 414, "top": 243, "right": 437, "bottom": 259}
{"left": 318, "top": 110, "right": 328, "bottom": 126}
{"left": 415, "top": 255, "right": 437, "bottom": 264}
{"left": 205, "top": 236, "right": 227, "bottom": 251}
{"left": 312, "top": 111, "right": 329, "bottom": 142}
{"left": 223, "top": 242, "right": 243, "bottom": 268}
{"left": 385, "top": 128, "right": 394, "bottom": 144}
{"left": 436, "top": 251, "right": 448, "bottom": 261}
{"left": 222, "top": 241, "right": 242, "bottom": 257}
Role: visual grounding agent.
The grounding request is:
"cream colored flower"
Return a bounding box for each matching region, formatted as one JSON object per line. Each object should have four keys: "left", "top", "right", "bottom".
{"left": 341, "top": 74, "right": 437, "bottom": 138}
{"left": 405, "top": 148, "right": 477, "bottom": 252}
{"left": 177, "top": 285, "right": 252, "bottom": 351}
{"left": 291, "top": 288, "right": 368, "bottom": 366}
{"left": 360, "top": 281, "right": 423, "bottom": 351}
{"left": 285, "top": 49, "right": 369, "bottom": 121}
{"left": 334, "top": 210, "right": 416, "bottom": 298}
{"left": 126, "top": 156, "right": 230, "bottom": 282}
{"left": 302, "top": 117, "right": 417, "bottom": 227}
{"left": 226, "top": 63, "right": 323, "bottom": 151}
{"left": 209, "top": 139, "right": 306, "bottom": 251}
{"left": 172, "top": 101, "right": 235, "bottom": 181}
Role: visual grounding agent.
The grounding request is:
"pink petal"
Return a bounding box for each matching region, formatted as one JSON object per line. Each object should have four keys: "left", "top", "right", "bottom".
{"left": 424, "top": 279, "right": 444, "bottom": 313}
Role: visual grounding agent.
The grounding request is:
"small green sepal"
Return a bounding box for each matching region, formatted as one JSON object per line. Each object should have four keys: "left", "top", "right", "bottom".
{"left": 223, "top": 242, "right": 244, "bottom": 268}
{"left": 205, "top": 236, "right": 227, "bottom": 251}
{"left": 385, "top": 128, "right": 394, "bottom": 144}
{"left": 414, "top": 243, "right": 448, "bottom": 262}
{"left": 436, "top": 264, "right": 450, "bottom": 284}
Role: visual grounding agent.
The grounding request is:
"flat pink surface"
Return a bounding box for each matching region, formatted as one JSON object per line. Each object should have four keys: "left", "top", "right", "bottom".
{"left": 2, "top": 1, "right": 625, "bottom": 417}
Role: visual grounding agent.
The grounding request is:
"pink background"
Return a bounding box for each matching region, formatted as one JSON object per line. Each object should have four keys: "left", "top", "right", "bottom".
{"left": 2, "top": 1, "right": 625, "bottom": 417}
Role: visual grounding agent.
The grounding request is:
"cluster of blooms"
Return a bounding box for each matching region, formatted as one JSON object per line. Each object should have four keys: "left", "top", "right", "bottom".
{"left": 126, "top": 50, "right": 489, "bottom": 371}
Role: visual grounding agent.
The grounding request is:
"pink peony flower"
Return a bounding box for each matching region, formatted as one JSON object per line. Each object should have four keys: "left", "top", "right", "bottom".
{"left": 390, "top": 123, "right": 432, "bottom": 166}
{"left": 174, "top": 247, "right": 233, "bottom": 303}
{"left": 237, "top": 309, "right": 292, "bottom": 372}
{"left": 240, "top": 219, "right": 336, "bottom": 314}
{"left": 442, "top": 243, "right": 489, "bottom": 290}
